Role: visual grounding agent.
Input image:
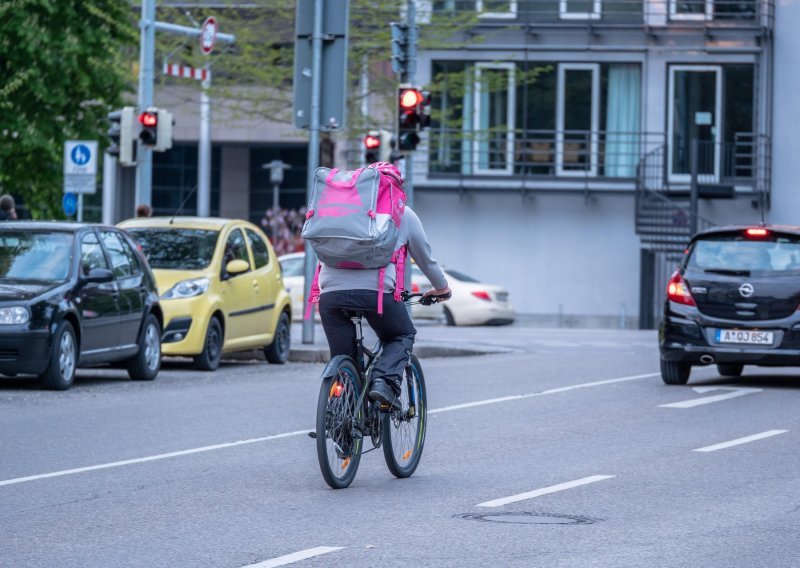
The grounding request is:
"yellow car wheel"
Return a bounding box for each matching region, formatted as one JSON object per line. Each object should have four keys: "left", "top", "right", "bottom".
{"left": 264, "top": 312, "right": 290, "bottom": 364}
{"left": 193, "top": 317, "right": 223, "bottom": 371}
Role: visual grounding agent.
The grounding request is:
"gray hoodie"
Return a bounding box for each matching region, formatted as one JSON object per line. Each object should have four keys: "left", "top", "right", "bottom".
{"left": 319, "top": 207, "right": 448, "bottom": 294}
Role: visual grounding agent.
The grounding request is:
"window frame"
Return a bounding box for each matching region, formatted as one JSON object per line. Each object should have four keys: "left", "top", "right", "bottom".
{"left": 100, "top": 230, "right": 135, "bottom": 280}
{"left": 472, "top": 62, "right": 517, "bottom": 176}
{"left": 556, "top": 63, "right": 600, "bottom": 177}
{"left": 222, "top": 227, "right": 252, "bottom": 279}
{"left": 477, "top": 0, "right": 518, "bottom": 19}
{"left": 559, "top": 0, "right": 602, "bottom": 20}
{"left": 669, "top": 0, "right": 713, "bottom": 21}
{"left": 667, "top": 64, "right": 722, "bottom": 184}
{"left": 245, "top": 228, "right": 271, "bottom": 270}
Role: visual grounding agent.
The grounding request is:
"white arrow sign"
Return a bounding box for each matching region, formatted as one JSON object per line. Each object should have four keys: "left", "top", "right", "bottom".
{"left": 659, "top": 386, "right": 762, "bottom": 409}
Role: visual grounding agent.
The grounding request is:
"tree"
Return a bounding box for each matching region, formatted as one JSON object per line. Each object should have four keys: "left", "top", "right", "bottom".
{"left": 0, "top": 0, "right": 135, "bottom": 219}
{"left": 153, "top": 1, "right": 479, "bottom": 160}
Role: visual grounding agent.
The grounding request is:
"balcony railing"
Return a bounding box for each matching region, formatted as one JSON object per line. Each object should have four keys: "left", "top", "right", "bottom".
{"left": 431, "top": 0, "right": 773, "bottom": 29}
{"left": 426, "top": 128, "right": 770, "bottom": 193}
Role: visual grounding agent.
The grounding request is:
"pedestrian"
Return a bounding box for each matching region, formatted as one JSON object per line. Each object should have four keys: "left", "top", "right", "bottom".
{"left": 135, "top": 203, "right": 152, "bottom": 217}
{"left": 0, "top": 194, "right": 17, "bottom": 221}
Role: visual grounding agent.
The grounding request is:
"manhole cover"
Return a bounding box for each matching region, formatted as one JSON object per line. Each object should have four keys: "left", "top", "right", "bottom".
{"left": 457, "top": 512, "right": 600, "bottom": 525}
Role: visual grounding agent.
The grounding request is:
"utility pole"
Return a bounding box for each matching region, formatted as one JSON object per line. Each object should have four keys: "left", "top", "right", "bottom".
{"left": 135, "top": 5, "right": 234, "bottom": 213}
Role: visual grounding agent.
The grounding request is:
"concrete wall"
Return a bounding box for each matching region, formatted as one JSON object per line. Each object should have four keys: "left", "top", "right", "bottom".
{"left": 414, "top": 191, "right": 641, "bottom": 327}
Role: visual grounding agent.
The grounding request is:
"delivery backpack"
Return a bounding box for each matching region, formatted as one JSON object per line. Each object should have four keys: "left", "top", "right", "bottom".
{"left": 302, "top": 162, "right": 407, "bottom": 318}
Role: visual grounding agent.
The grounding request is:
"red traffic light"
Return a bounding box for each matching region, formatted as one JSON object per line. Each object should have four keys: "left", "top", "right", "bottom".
{"left": 139, "top": 112, "right": 158, "bottom": 127}
{"left": 363, "top": 134, "right": 380, "bottom": 149}
{"left": 399, "top": 89, "right": 424, "bottom": 110}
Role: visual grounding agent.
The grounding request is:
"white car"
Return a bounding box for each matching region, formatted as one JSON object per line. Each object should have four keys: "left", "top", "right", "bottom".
{"left": 412, "top": 266, "right": 515, "bottom": 326}
{"left": 278, "top": 252, "right": 307, "bottom": 321}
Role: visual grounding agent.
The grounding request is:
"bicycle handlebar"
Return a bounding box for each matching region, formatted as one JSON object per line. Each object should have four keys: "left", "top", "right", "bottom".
{"left": 401, "top": 290, "right": 452, "bottom": 305}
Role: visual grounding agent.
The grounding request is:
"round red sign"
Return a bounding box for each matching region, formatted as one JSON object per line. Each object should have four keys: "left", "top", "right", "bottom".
{"left": 200, "top": 17, "right": 217, "bottom": 55}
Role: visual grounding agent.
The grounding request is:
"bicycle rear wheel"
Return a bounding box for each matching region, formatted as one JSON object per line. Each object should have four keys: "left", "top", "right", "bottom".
{"left": 382, "top": 354, "right": 427, "bottom": 478}
{"left": 316, "top": 358, "right": 363, "bottom": 489}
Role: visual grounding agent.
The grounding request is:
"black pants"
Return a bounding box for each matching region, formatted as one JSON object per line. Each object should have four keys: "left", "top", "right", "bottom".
{"left": 319, "top": 290, "right": 416, "bottom": 386}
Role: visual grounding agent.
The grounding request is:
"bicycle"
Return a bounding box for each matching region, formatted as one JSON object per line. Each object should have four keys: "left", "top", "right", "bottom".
{"left": 311, "top": 290, "right": 451, "bottom": 489}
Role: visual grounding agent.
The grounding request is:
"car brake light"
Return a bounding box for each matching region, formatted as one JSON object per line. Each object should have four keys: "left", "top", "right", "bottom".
{"left": 667, "top": 271, "right": 695, "bottom": 306}
{"left": 745, "top": 228, "right": 769, "bottom": 238}
{"left": 471, "top": 291, "right": 491, "bottom": 301}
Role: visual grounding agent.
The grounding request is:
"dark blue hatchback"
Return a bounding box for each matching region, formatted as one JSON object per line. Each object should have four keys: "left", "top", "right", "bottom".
{"left": 660, "top": 225, "right": 800, "bottom": 385}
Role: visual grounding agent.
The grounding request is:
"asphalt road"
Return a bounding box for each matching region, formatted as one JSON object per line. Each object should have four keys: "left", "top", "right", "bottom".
{"left": 1, "top": 323, "right": 799, "bottom": 568}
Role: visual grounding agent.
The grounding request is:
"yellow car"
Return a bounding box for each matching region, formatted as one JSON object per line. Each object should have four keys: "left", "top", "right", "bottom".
{"left": 119, "top": 217, "right": 292, "bottom": 370}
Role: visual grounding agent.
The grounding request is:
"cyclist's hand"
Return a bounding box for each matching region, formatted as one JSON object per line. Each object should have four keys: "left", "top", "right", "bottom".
{"left": 424, "top": 286, "right": 452, "bottom": 302}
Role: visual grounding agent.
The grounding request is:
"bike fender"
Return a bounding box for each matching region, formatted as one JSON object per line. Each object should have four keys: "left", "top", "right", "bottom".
{"left": 320, "top": 355, "right": 358, "bottom": 381}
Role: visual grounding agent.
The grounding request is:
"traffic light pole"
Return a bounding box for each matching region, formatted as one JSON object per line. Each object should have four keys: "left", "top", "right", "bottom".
{"left": 403, "top": 1, "right": 417, "bottom": 302}
{"left": 302, "top": 0, "right": 325, "bottom": 345}
{"left": 135, "top": 0, "right": 156, "bottom": 209}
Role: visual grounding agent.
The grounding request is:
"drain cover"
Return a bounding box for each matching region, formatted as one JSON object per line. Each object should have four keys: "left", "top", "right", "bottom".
{"left": 457, "top": 512, "right": 600, "bottom": 525}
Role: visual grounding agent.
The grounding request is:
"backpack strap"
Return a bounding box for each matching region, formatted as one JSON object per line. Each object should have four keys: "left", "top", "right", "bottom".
{"left": 304, "top": 262, "right": 322, "bottom": 321}
{"left": 392, "top": 245, "right": 407, "bottom": 303}
{"left": 377, "top": 265, "right": 386, "bottom": 315}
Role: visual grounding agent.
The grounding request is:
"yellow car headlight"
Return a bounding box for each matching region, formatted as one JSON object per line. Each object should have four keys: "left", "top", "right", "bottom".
{"left": 162, "top": 277, "right": 210, "bottom": 300}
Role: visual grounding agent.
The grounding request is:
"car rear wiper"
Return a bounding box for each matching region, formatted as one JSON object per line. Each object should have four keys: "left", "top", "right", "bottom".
{"left": 703, "top": 268, "right": 751, "bottom": 276}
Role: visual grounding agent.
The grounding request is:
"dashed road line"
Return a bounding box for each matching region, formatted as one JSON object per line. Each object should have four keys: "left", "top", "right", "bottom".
{"left": 476, "top": 475, "right": 616, "bottom": 508}
{"left": 0, "top": 372, "right": 657, "bottom": 488}
{"left": 659, "top": 386, "right": 762, "bottom": 409}
{"left": 241, "top": 546, "right": 344, "bottom": 568}
{"left": 693, "top": 429, "right": 788, "bottom": 453}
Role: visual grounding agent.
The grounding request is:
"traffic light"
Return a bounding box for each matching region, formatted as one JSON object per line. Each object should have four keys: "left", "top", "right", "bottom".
{"left": 138, "top": 109, "right": 158, "bottom": 147}
{"left": 363, "top": 129, "right": 395, "bottom": 164}
{"left": 364, "top": 131, "right": 381, "bottom": 164}
{"left": 398, "top": 86, "right": 424, "bottom": 151}
{"left": 390, "top": 22, "right": 409, "bottom": 76}
{"left": 107, "top": 106, "right": 136, "bottom": 167}
{"left": 138, "top": 107, "right": 173, "bottom": 152}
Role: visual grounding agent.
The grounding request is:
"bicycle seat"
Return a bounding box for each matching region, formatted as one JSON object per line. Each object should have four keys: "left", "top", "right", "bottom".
{"left": 342, "top": 309, "right": 367, "bottom": 320}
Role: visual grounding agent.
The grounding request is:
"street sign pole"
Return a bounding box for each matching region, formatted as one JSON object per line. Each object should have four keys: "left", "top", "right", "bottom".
{"left": 302, "top": 0, "right": 325, "bottom": 345}
{"left": 198, "top": 63, "right": 212, "bottom": 217}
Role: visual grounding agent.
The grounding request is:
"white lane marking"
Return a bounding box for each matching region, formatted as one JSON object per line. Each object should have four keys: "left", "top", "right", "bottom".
{"left": 693, "top": 429, "right": 788, "bottom": 453}
{"left": 477, "top": 475, "right": 615, "bottom": 508}
{"left": 0, "top": 372, "right": 657, "bottom": 488}
{"left": 241, "top": 546, "right": 344, "bottom": 568}
{"left": 429, "top": 372, "right": 658, "bottom": 414}
{"left": 659, "top": 386, "right": 762, "bottom": 409}
{"left": 0, "top": 430, "right": 309, "bottom": 488}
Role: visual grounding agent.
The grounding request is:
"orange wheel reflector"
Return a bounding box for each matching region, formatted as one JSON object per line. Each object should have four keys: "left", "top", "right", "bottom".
{"left": 341, "top": 457, "right": 351, "bottom": 470}
{"left": 329, "top": 382, "right": 344, "bottom": 397}
{"left": 402, "top": 450, "right": 413, "bottom": 461}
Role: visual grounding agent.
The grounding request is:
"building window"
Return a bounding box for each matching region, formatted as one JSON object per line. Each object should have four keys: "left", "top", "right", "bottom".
{"left": 433, "top": 0, "right": 517, "bottom": 18}
{"left": 670, "top": 0, "right": 756, "bottom": 21}
{"left": 152, "top": 144, "right": 220, "bottom": 217}
{"left": 474, "top": 63, "right": 516, "bottom": 175}
{"left": 430, "top": 60, "right": 642, "bottom": 179}
{"left": 560, "top": 0, "right": 602, "bottom": 20}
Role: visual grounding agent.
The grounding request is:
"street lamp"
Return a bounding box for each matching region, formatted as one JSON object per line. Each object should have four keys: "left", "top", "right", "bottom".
{"left": 262, "top": 159, "right": 292, "bottom": 241}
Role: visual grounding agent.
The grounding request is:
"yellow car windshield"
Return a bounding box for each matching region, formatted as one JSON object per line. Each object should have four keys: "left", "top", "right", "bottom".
{"left": 128, "top": 228, "right": 219, "bottom": 270}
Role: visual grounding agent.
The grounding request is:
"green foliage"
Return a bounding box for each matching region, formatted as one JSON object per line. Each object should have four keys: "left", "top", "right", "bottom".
{"left": 0, "top": 0, "right": 135, "bottom": 219}
{"left": 154, "top": 1, "right": 480, "bottom": 139}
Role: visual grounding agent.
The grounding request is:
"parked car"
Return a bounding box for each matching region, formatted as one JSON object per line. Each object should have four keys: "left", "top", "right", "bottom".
{"left": 279, "top": 252, "right": 514, "bottom": 326}
{"left": 412, "top": 266, "right": 515, "bottom": 326}
{"left": 120, "top": 217, "right": 292, "bottom": 370}
{"left": 0, "top": 222, "right": 162, "bottom": 390}
{"left": 660, "top": 225, "right": 800, "bottom": 385}
{"left": 278, "top": 252, "right": 307, "bottom": 321}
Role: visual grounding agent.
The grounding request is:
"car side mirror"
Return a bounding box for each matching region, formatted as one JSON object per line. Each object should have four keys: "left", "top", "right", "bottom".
{"left": 225, "top": 259, "right": 249, "bottom": 277}
{"left": 83, "top": 267, "right": 114, "bottom": 284}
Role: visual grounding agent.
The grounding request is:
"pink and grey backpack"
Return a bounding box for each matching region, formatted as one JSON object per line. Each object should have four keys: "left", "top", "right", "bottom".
{"left": 302, "top": 162, "right": 407, "bottom": 317}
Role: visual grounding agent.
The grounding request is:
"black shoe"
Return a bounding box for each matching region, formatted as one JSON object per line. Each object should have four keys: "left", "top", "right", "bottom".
{"left": 368, "top": 379, "right": 401, "bottom": 411}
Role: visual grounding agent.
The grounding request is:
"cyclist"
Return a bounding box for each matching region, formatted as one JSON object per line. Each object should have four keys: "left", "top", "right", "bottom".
{"left": 317, "top": 199, "right": 450, "bottom": 409}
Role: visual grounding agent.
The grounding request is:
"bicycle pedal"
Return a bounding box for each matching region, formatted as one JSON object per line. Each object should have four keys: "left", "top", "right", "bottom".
{"left": 307, "top": 431, "right": 317, "bottom": 439}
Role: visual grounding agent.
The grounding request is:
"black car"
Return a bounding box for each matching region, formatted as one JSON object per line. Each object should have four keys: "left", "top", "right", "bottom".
{"left": 660, "top": 225, "right": 800, "bottom": 385}
{"left": 0, "top": 223, "right": 163, "bottom": 390}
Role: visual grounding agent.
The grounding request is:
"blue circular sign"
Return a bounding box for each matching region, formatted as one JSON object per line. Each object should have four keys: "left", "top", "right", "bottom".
{"left": 62, "top": 192, "right": 78, "bottom": 217}
{"left": 70, "top": 144, "right": 91, "bottom": 166}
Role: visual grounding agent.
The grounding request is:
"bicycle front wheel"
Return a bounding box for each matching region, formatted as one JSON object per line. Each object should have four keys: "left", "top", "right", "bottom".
{"left": 316, "top": 358, "right": 363, "bottom": 489}
{"left": 382, "top": 354, "right": 427, "bottom": 478}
